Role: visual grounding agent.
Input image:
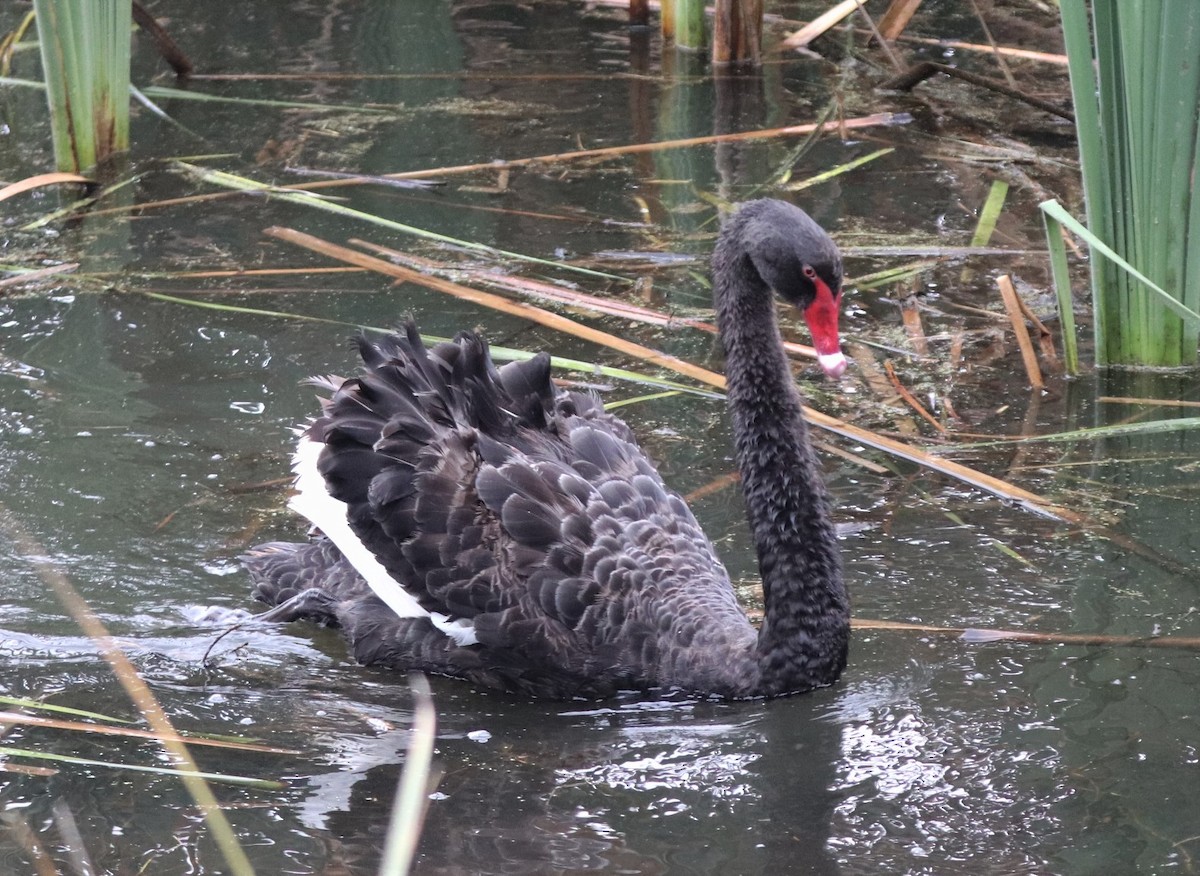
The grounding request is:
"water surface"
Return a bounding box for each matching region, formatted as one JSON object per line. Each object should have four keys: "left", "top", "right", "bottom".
{"left": 2, "top": 2, "right": 1198, "bottom": 873}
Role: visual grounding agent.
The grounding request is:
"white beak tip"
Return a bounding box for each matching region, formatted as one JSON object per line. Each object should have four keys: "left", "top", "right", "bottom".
{"left": 817, "top": 352, "right": 848, "bottom": 379}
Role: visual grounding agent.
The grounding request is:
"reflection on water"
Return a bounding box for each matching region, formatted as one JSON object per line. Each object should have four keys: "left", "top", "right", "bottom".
{"left": 247, "top": 681, "right": 846, "bottom": 875}
{"left": 3, "top": 0, "right": 1200, "bottom": 873}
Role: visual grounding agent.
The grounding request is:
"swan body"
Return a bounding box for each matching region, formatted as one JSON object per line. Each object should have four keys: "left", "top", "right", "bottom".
{"left": 244, "top": 198, "right": 850, "bottom": 699}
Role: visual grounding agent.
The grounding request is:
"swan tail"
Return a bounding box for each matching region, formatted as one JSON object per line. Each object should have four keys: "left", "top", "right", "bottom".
{"left": 280, "top": 321, "right": 576, "bottom": 627}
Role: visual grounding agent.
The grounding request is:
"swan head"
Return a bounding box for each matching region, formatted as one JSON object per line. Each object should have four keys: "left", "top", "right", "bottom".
{"left": 739, "top": 200, "right": 846, "bottom": 379}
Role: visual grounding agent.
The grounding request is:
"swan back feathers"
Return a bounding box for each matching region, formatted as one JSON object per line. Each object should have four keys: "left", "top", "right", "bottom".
{"left": 246, "top": 198, "right": 849, "bottom": 699}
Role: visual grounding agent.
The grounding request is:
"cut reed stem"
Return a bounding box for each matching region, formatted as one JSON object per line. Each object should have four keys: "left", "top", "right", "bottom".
{"left": 997, "top": 274, "right": 1044, "bottom": 389}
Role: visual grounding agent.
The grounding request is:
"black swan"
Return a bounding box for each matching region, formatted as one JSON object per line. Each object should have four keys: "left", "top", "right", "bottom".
{"left": 243, "top": 198, "right": 850, "bottom": 699}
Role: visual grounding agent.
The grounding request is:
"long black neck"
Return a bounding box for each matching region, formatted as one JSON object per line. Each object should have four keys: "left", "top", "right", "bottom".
{"left": 713, "top": 235, "right": 850, "bottom": 695}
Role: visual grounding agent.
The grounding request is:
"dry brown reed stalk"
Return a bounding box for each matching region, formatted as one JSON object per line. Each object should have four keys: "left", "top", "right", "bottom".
{"left": 1012, "top": 291, "right": 1059, "bottom": 367}
{"left": 0, "top": 814, "right": 59, "bottom": 876}
{"left": 295, "top": 113, "right": 905, "bottom": 188}
{"left": 883, "top": 360, "right": 946, "bottom": 433}
{"left": 0, "top": 503, "right": 256, "bottom": 876}
{"left": 812, "top": 436, "right": 892, "bottom": 474}
{"left": 780, "top": 0, "right": 866, "bottom": 50}
{"left": 948, "top": 331, "right": 965, "bottom": 371}
{"left": 685, "top": 444, "right": 888, "bottom": 500}
{"left": 351, "top": 241, "right": 689, "bottom": 328}
{"left": 0, "top": 172, "right": 91, "bottom": 202}
{"left": 154, "top": 266, "right": 364, "bottom": 280}
{"left": 967, "top": 0, "right": 1016, "bottom": 87}
{"left": 77, "top": 114, "right": 904, "bottom": 222}
{"left": 1099, "top": 396, "right": 1200, "bottom": 409}
{"left": 896, "top": 36, "right": 1064, "bottom": 65}
{"left": 265, "top": 227, "right": 724, "bottom": 387}
{"left": 709, "top": 384, "right": 1084, "bottom": 522}
{"left": 266, "top": 226, "right": 1081, "bottom": 523}
{"left": 191, "top": 72, "right": 663, "bottom": 82}
{"left": 851, "top": 617, "right": 1200, "bottom": 651}
{"left": 362, "top": 191, "right": 600, "bottom": 224}
{"left": 0, "top": 762, "right": 56, "bottom": 777}
{"left": 847, "top": 343, "right": 919, "bottom": 436}
{"left": 877, "top": 0, "right": 924, "bottom": 40}
{"left": 81, "top": 190, "right": 236, "bottom": 219}
{"left": 684, "top": 471, "right": 742, "bottom": 503}
{"left": 712, "top": 0, "right": 764, "bottom": 66}
{"left": 0, "top": 263, "right": 79, "bottom": 290}
{"left": 587, "top": 1, "right": 1067, "bottom": 63}
{"left": 659, "top": 0, "right": 675, "bottom": 39}
{"left": 351, "top": 241, "right": 828, "bottom": 362}
{"left": 131, "top": 0, "right": 192, "bottom": 76}
{"left": 856, "top": 1, "right": 904, "bottom": 73}
{"left": 997, "top": 274, "right": 1044, "bottom": 389}
{"left": 0, "top": 711, "right": 300, "bottom": 754}
{"left": 882, "top": 62, "right": 1075, "bottom": 122}
{"left": 898, "top": 295, "right": 929, "bottom": 356}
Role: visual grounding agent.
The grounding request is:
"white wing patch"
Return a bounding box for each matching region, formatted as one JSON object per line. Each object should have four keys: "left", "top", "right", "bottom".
{"left": 288, "top": 432, "right": 478, "bottom": 647}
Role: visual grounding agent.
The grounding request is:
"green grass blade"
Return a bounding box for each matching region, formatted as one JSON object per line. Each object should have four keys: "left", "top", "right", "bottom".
{"left": 947, "top": 416, "right": 1200, "bottom": 450}
{"left": 0, "top": 695, "right": 134, "bottom": 724}
{"left": 969, "top": 180, "right": 1009, "bottom": 247}
{"left": 142, "top": 84, "right": 391, "bottom": 114}
{"left": 177, "top": 163, "right": 627, "bottom": 284}
{"left": 1040, "top": 209, "right": 1080, "bottom": 375}
{"left": 0, "top": 75, "right": 48, "bottom": 90}
{"left": 784, "top": 148, "right": 895, "bottom": 192}
{"left": 0, "top": 746, "right": 285, "bottom": 788}
{"left": 850, "top": 261, "right": 939, "bottom": 290}
{"left": 1060, "top": 0, "right": 1110, "bottom": 360}
{"left": 1039, "top": 199, "right": 1200, "bottom": 327}
{"left": 604, "top": 390, "right": 682, "bottom": 411}
{"left": 20, "top": 174, "right": 142, "bottom": 231}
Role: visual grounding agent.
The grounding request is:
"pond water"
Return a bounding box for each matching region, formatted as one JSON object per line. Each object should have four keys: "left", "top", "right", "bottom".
{"left": 2, "top": 1, "right": 1199, "bottom": 874}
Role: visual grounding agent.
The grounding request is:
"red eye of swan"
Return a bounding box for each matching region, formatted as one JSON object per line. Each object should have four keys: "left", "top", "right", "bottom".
{"left": 802, "top": 265, "right": 818, "bottom": 280}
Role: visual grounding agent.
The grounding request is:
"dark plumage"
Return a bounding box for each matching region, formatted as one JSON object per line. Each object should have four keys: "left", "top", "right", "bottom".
{"left": 243, "top": 198, "right": 850, "bottom": 699}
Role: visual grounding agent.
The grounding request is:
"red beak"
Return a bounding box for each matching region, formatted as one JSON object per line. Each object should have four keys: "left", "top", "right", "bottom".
{"left": 802, "top": 278, "right": 846, "bottom": 379}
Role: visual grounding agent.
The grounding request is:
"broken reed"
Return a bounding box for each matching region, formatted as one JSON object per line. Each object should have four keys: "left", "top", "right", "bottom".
{"left": 32, "top": 0, "right": 130, "bottom": 170}
{"left": 1059, "top": 1, "right": 1200, "bottom": 367}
